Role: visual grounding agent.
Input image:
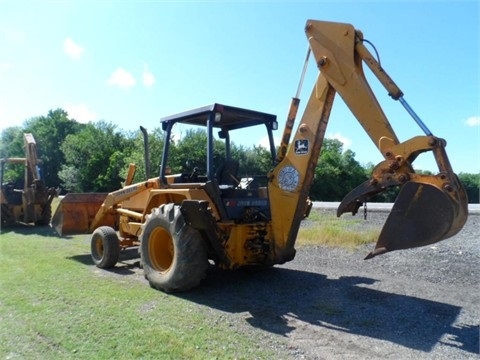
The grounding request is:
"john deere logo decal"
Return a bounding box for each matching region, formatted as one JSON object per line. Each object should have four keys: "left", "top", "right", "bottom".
{"left": 294, "top": 139, "right": 309, "bottom": 155}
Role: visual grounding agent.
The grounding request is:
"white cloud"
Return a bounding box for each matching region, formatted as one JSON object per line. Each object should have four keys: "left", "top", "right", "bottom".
{"left": 466, "top": 116, "right": 480, "bottom": 127}
{"left": 143, "top": 65, "right": 155, "bottom": 87}
{"left": 64, "top": 37, "right": 84, "bottom": 59}
{"left": 327, "top": 132, "right": 352, "bottom": 148}
{"left": 65, "top": 104, "right": 97, "bottom": 123}
{"left": 107, "top": 67, "right": 136, "bottom": 89}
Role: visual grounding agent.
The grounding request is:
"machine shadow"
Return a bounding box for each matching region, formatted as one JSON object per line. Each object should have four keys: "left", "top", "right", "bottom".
{"left": 67, "top": 247, "right": 140, "bottom": 275}
{"left": 178, "top": 266, "right": 478, "bottom": 354}
{"left": 0, "top": 223, "right": 59, "bottom": 237}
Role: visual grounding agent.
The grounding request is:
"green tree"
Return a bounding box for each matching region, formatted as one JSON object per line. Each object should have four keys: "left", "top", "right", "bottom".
{"left": 233, "top": 144, "right": 274, "bottom": 183}
{"left": 59, "top": 121, "right": 129, "bottom": 192}
{"left": 0, "top": 126, "right": 24, "bottom": 159}
{"left": 0, "top": 127, "right": 25, "bottom": 182}
{"left": 310, "top": 138, "right": 367, "bottom": 201}
{"left": 458, "top": 172, "right": 479, "bottom": 203}
{"left": 168, "top": 128, "right": 209, "bottom": 174}
{"left": 23, "top": 109, "right": 83, "bottom": 187}
{"left": 120, "top": 127, "right": 165, "bottom": 182}
{"left": 165, "top": 128, "right": 274, "bottom": 183}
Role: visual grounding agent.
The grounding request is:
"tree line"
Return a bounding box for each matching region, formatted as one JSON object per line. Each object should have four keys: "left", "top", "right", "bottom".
{"left": 1, "top": 108, "right": 478, "bottom": 203}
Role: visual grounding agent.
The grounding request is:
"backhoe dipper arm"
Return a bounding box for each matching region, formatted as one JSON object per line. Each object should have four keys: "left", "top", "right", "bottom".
{"left": 23, "top": 133, "right": 41, "bottom": 183}
{"left": 268, "top": 20, "right": 467, "bottom": 263}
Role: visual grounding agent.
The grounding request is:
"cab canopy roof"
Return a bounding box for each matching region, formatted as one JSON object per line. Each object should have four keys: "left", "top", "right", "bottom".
{"left": 160, "top": 103, "right": 277, "bottom": 132}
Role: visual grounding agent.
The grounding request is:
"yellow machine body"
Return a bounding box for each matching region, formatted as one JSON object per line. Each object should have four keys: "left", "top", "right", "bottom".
{"left": 52, "top": 20, "right": 467, "bottom": 292}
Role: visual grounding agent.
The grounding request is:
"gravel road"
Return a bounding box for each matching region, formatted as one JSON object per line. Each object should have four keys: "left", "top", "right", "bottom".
{"left": 179, "top": 208, "right": 480, "bottom": 359}
{"left": 113, "top": 207, "right": 479, "bottom": 359}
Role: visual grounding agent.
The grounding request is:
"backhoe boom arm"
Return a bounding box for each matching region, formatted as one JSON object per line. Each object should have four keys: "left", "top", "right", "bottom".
{"left": 268, "top": 20, "right": 467, "bottom": 262}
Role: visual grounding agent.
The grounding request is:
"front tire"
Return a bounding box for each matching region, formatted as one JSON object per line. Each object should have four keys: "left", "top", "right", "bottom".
{"left": 91, "top": 226, "right": 120, "bottom": 268}
{"left": 140, "top": 204, "right": 208, "bottom": 293}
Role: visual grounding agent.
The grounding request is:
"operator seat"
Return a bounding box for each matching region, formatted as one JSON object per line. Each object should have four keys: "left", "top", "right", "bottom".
{"left": 216, "top": 160, "right": 239, "bottom": 186}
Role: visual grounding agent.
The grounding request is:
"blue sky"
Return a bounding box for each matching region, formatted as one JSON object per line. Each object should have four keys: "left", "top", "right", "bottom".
{"left": 0, "top": 0, "right": 478, "bottom": 173}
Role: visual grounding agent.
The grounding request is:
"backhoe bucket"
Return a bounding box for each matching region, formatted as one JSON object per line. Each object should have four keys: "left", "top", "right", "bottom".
{"left": 365, "top": 180, "right": 468, "bottom": 259}
{"left": 51, "top": 193, "right": 107, "bottom": 236}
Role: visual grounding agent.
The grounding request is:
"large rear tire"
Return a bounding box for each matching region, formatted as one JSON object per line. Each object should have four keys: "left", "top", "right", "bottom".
{"left": 140, "top": 204, "right": 208, "bottom": 293}
{"left": 91, "top": 226, "right": 120, "bottom": 268}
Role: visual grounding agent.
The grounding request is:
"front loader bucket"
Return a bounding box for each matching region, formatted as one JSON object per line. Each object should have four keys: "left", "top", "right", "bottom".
{"left": 365, "top": 180, "right": 468, "bottom": 259}
{"left": 51, "top": 193, "right": 107, "bottom": 236}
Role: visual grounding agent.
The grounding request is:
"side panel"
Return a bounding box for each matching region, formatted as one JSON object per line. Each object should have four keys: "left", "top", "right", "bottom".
{"left": 222, "top": 222, "right": 273, "bottom": 267}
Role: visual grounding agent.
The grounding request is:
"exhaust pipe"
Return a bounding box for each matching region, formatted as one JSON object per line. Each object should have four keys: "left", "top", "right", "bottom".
{"left": 140, "top": 126, "right": 150, "bottom": 180}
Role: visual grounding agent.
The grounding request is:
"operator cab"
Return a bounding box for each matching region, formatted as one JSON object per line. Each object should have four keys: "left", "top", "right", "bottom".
{"left": 159, "top": 103, "right": 278, "bottom": 221}
{"left": 159, "top": 103, "right": 278, "bottom": 186}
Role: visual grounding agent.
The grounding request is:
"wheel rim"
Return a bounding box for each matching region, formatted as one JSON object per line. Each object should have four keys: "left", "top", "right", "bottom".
{"left": 93, "top": 236, "right": 104, "bottom": 259}
{"left": 148, "top": 227, "right": 174, "bottom": 272}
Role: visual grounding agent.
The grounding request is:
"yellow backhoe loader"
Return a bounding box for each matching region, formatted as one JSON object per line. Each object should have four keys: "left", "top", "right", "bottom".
{"left": 52, "top": 20, "right": 467, "bottom": 292}
{"left": 1, "top": 133, "right": 57, "bottom": 226}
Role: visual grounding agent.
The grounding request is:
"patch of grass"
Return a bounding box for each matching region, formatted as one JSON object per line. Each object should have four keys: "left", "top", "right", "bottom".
{"left": 297, "top": 209, "right": 380, "bottom": 249}
{"left": 0, "top": 227, "right": 277, "bottom": 359}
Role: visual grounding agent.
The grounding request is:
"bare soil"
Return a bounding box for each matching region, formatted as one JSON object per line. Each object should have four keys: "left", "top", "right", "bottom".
{"left": 109, "top": 209, "right": 479, "bottom": 359}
